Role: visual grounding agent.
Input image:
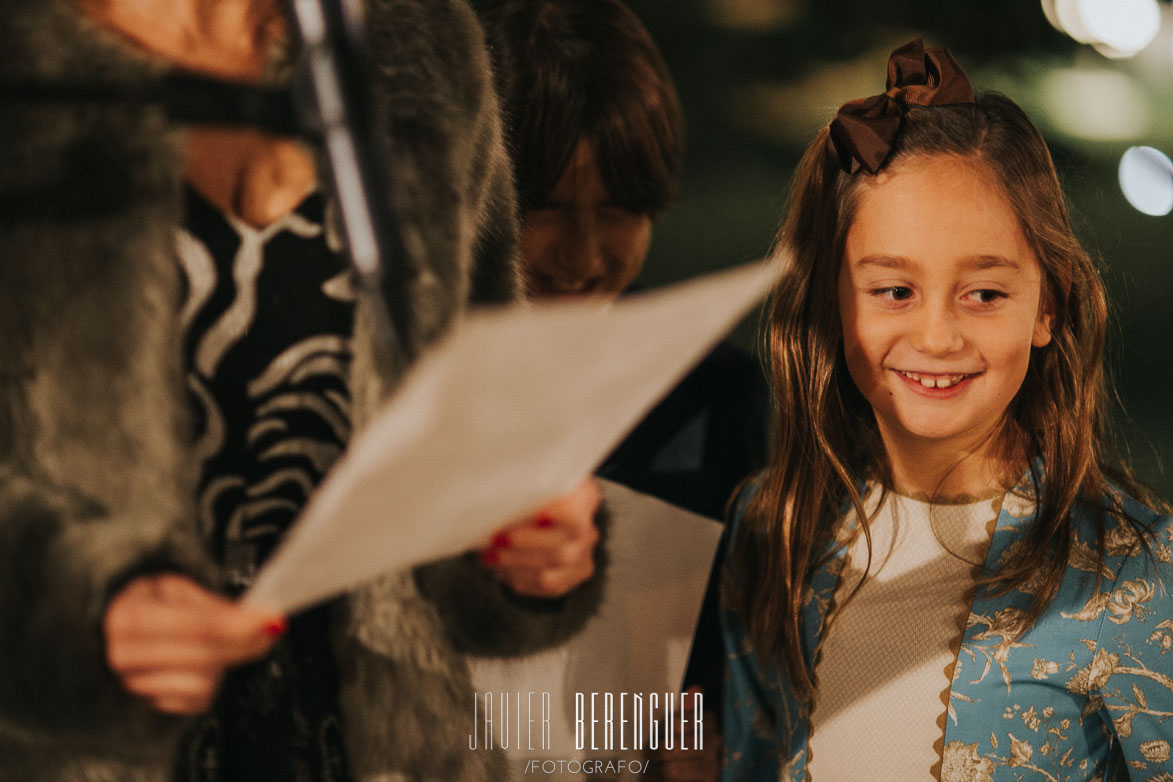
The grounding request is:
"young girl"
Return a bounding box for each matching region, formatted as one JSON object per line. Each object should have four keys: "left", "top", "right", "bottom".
{"left": 720, "top": 40, "right": 1173, "bottom": 781}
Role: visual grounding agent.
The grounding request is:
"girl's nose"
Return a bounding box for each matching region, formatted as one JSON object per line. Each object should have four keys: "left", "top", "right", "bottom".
{"left": 910, "top": 301, "right": 965, "bottom": 356}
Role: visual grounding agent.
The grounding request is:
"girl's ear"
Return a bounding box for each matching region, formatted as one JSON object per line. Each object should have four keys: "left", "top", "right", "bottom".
{"left": 1032, "top": 311, "right": 1053, "bottom": 348}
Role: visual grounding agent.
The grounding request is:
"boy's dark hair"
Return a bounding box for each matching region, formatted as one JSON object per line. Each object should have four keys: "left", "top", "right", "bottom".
{"left": 475, "top": 0, "right": 684, "bottom": 214}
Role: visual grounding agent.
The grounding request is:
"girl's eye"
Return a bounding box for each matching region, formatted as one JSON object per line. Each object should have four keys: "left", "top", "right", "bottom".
{"left": 871, "top": 286, "right": 914, "bottom": 301}
{"left": 965, "top": 289, "right": 1007, "bottom": 305}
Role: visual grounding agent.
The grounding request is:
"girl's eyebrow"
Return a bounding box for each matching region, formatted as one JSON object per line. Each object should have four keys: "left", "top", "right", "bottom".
{"left": 961, "top": 255, "right": 1022, "bottom": 272}
{"left": 855, "top": 255, "right": 913, "bottom": 270}
{"left": 853, "top": 254, "right": 1022, "bottom": 271}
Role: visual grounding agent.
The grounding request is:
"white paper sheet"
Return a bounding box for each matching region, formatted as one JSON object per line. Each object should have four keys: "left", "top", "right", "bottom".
{"left": 469, "top": 479, "right": 722, "bottom": 780}
{"left": 244, "top": 261, "right": 771, "bottom": 613}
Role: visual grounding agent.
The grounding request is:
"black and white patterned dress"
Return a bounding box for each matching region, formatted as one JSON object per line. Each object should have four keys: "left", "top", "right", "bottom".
{"left": 175, "top": 186, "right": 357, "bottom": 782}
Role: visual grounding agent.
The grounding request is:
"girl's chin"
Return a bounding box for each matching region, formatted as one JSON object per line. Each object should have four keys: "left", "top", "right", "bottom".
{"left": 882, "top": 413, "right": 986, "bottom": 448}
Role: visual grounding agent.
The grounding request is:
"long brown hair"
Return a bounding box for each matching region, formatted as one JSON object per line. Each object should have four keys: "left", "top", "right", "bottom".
{"left": 730, "top": 91, "right": 1154, "bottom": 703}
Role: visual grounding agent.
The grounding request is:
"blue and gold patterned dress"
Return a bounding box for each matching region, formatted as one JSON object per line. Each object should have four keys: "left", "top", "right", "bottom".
{"left": 720, "top": 466, "right": 1173, "bottom": 781}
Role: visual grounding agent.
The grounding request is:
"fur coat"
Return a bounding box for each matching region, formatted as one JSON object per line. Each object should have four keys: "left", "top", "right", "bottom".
{"left": 0, "top": 1, "right": 604, "bottom": 780}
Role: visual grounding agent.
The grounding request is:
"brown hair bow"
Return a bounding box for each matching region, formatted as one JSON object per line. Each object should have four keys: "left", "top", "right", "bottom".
{"left": 827, "top": 38, "right": 975, "bottom": 174}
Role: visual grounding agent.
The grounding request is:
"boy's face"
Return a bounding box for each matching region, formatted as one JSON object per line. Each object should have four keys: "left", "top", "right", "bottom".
{"left": 520, "top": 139, "right": 652, "bottom": 299}
{"left": 837, "top": 154, "right": 1053, "bottom": 461}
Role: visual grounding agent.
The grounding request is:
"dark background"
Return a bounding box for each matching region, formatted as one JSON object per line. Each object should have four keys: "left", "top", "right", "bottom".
{"left": 625, "top": 0, "right": 1173, "bottom": 498}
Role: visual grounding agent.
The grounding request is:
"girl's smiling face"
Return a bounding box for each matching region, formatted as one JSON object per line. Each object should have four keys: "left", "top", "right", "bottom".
{"left": 838, "top": 154, "right": 1053, "bottom": 466}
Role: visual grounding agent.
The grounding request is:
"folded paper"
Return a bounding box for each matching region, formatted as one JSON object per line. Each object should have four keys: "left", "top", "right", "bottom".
{"left": 244, "top": 261, "right": 773, "bottom": 613}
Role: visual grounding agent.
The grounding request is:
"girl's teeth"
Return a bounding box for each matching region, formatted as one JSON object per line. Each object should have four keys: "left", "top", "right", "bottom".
{"left": 905, "top": 372, "right": 965, "bottom": 389}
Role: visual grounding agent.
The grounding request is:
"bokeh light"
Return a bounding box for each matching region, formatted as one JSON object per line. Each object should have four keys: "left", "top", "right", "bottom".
{"left": 1119, "top": 146, "right": 1173, "bottom": 216}
{"left": 1040, "top": 68, "right": 1151, "bottom": 141}
{"left": 1083, "top": 0, "right": 1162, "bottom": 54}
{"left": 1053, "top": 0, "right": 1095, "bottom": 43}
{"left": 1046, "top": 0, "right": 1162, "bottom": 56}
{"left": 704, "top": 0, "right": 799, "bottom": 30}
{"left": 1040, "top": 0, "right": 1064, "bottom": 32}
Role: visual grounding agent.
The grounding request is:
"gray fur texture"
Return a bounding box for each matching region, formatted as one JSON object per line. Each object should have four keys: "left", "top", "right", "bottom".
{"left": 0, "top": 1, "right": 599, "bottom": 780}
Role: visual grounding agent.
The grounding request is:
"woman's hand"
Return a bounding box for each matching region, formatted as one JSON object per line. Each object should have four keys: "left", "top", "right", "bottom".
{"left": 480, "top": 476, "right": 602, "bottom": 598}
{"left": 103, "top": 574, "right": 286, "bottom": 715}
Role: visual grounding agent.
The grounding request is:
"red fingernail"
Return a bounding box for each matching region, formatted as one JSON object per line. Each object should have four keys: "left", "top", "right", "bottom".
{"left": 264, "top": 618, "right": 288, "bottom": 638}
{"left": 483, "top": 549, "right": 501, "bottom": 565}
{"left": 536, "top": 515, "right": 555, "bottom": 529}
{"left": 492, "top": 532, "right": 511, "bottom": 548}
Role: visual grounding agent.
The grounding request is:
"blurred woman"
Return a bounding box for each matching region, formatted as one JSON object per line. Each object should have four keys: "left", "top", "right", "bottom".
{"left": 0, "top": 1, "right": 602, "bottom": 780}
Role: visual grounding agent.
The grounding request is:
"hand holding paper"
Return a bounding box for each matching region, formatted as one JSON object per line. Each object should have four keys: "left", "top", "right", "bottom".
{"left": 244, "top": 261, "right": 775, "bottom": 614}
{"left": 105, "top": 574, "right": 285, "bottom": 715}
{"left": 480, "top": 476, "right": 602, "bottom": 598}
